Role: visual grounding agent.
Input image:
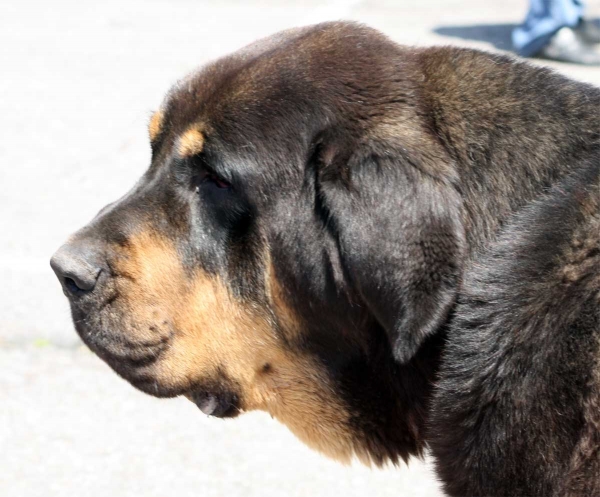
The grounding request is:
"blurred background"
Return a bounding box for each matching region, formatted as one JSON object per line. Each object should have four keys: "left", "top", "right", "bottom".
{"left": 1, "top": 1, "right": 599, "bottom": 496}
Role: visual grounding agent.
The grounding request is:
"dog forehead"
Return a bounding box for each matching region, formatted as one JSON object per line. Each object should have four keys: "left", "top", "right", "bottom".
{"left": 159, "top": 22, "right": 393, "bottom": 134}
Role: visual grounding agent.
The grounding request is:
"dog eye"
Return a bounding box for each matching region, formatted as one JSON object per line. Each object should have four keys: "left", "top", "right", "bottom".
{"left": 193, "top": 171, "right": 231, "bottom": 192}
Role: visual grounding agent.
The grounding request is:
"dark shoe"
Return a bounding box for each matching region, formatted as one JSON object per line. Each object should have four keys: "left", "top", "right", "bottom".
{"left": 537, "top": 27, "right": 600, "bottom": 65}
{"left": 575, "top": 19, "right": 600, "bottom": 44}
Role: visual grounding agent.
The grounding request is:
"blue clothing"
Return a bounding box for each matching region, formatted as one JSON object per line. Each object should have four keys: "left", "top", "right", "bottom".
{"left": 513, "top": 0, "right": 585, "bottom": 56}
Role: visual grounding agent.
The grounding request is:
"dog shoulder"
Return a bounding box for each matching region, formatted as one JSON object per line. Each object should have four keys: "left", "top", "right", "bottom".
{"left": 429, "top": 156, "right": 600, "bottom": 497}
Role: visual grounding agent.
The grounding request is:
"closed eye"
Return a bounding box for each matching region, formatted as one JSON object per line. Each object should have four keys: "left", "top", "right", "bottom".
{"left": 175, "top": 152, "right": 232, "bottom": 192}
{"left": 199, "top": 171, "right": 231, "bottom": 190}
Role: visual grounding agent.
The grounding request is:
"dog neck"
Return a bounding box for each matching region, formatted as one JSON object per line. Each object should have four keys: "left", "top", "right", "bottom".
{"left": 339, "top": 327, "right": 446, "bottom": 466}
{"left": 419, "top": 47, "right": 600, "bottom": 253}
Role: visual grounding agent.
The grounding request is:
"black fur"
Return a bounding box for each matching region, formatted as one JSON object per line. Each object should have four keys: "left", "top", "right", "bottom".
{"left": 50, "top": 22, "right": 600, "bottom": 491}
{"left": 430, "top": 158, "right": 600, "bottom": 496}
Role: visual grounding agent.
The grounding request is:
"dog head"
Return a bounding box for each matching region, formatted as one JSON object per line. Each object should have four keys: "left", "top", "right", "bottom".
{"left": 50, "top": 22, "right": 465, "bottom": 465}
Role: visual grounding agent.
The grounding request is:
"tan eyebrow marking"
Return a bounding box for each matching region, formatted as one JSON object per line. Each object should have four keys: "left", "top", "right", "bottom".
{"left": 178, "top": 127, "right": 205, "bottom": 158}
{"left": 148, "top": 110, "right": 164, "bottom": 142}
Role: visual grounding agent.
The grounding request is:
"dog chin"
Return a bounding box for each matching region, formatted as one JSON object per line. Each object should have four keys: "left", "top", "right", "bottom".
{"left": 124, "top": 373, "right": 187, "bottom": 398}
{"left": 76, "top": 335, "right": 178, "bottom": 398}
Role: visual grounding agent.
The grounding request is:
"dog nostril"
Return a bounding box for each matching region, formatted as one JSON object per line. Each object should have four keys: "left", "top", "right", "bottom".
{"left": 50, "top": 243, "right": 103, "bottom": 296}
{"left": 57, "top": 269, "right": 99, "bottom": 296}
{"left": 64, "top": 277, "right": 84, "bottom": 295}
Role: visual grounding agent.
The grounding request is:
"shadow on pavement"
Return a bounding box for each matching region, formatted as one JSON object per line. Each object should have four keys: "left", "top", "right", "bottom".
{"left": 434, "top": 18, "right": 600, "bottom": 52}
{"left": 433, "top": 23, "right": 518, "bottom": 51}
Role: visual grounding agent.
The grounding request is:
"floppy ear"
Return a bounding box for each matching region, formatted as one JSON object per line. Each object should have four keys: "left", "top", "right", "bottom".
{"left": 317, "top": 138, "right": 465, "bottom": 363}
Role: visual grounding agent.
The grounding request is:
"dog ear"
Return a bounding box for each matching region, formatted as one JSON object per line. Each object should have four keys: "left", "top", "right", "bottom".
{"left": 316, "top": 136, "right": 465, "bottom": 363}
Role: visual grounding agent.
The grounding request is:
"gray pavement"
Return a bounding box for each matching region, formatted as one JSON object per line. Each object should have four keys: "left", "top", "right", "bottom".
{"left": 1, "top": 1, "right": 599, "bottom": 496}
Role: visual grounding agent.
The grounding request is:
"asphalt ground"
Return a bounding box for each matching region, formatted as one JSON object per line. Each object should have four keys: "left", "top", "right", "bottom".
{"left": 1, "top": 1, "right": 599, "bottom": 496}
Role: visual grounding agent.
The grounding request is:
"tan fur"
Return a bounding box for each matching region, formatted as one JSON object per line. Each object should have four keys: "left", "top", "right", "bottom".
{"left": 178, "top": 127, "right": 205, "bottom": 158}
{"left": 148, "top": 110, "right": 164, "bottom": 142}
{"left": 264, "top": 258, "right": 305, "bottom": 343}
{"left": 112, "top": 230, "right": 363, "bottom": 463}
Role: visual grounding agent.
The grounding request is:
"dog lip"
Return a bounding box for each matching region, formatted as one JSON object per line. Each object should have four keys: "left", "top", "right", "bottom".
{"left": 196, "top": 394, "right": 218, "bottom": 415}
{"left": 102, "top": 347, "right": 163, "bottom": 367}
{"left": 189, "top": 391, "right": 219, "bottom": 415}
{"left": 88, "top": 333, "right": 171, "bottom": 371}
{"left": 127, "top": 375, "right": 182, "bottom": 398}
{"left": 188, "top": 390, "right": 240, "bottom": 418}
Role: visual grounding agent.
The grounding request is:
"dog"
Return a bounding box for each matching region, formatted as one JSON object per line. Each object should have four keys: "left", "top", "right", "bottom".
{"left": 430, "top": 157, "right": 599, "bottom": 496}
{"left": 50, "top": 22, "right": 600, "bottom": 494}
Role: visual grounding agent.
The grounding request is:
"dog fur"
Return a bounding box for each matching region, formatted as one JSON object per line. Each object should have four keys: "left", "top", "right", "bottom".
{"left": 51, "top": 22, "right": 600, "bottom": 494}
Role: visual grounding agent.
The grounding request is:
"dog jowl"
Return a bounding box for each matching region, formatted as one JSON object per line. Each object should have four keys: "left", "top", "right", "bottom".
{"left": 50, "top": 21, "right": 600, "bottom": 470}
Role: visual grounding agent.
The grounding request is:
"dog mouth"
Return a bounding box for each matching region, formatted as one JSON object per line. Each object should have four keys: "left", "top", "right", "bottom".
{"left": 75, "top": 317, "right": 171, "bottom": 367}
{"left": 94, "top": 338, "right": 169, "bottom": 370}
{"left": 70, "top": 296, "right": 242, "bottom": 417}
{"left": 70, "top": 294, "right": 173, "bottom": 364}
{"left": 72, "top": 312, "right": 175, "bottom": 391}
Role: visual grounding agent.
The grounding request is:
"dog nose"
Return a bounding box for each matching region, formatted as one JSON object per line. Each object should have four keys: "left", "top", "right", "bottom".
{"left": 50, "top": 242, "right": 103, "bottom": 295}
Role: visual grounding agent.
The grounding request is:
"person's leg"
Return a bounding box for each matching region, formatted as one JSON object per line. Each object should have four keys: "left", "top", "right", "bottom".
{"left": 512, "top": 0, "right": 585, "bottom": 57}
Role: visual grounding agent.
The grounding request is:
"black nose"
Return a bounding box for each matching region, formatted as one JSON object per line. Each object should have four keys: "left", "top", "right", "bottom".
{"left": 50, "top": 242, "right": 103, "bottom": 296}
